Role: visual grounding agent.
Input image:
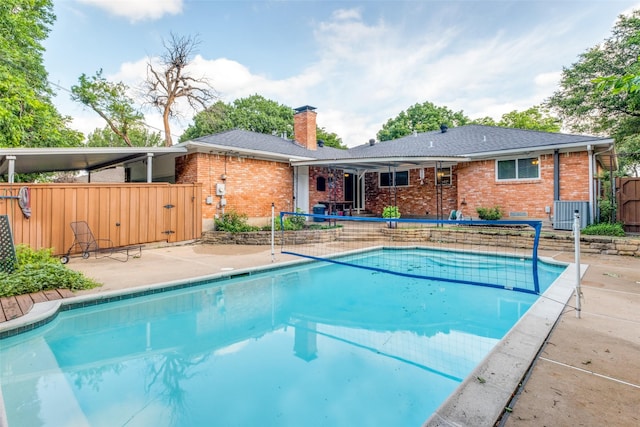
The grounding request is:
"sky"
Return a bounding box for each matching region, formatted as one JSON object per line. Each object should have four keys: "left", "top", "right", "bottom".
{"left": 44, "top": 0, "right": 640, "bottom": 147}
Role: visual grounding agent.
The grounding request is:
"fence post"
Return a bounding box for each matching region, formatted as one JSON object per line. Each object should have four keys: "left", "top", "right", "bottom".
{"left": 573, "top": 210, "right": 582, "bottom": 319}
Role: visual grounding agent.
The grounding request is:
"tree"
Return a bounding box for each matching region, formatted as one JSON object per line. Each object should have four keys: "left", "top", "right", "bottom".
{"left": 86, "top": 126, "right": 162, "bottom": 147}
{"left": 376, "top": 101, "right": 469, "bottom": 141}
{"left": 546, "top": 10, "right": 640, "bottom": 136}
{"left": 316, "top": 127, "right": 347, "bottom": 149}
{"left": 143, "top": 33, "right": 217, "bottom": 146}
{"left": 495, "top": 106, "right": 561, "bottom": 132}
{"left": 180, "top": 94, "right": 348, "bottom": 149}
{"left": 547, "top": 10, "right": 640, "bottom": 175}
{"left": 0, "top": 0, "right": 83, "bottom": 148}
{"left": 71, "top": 70, "right": 145, "bottom": 147}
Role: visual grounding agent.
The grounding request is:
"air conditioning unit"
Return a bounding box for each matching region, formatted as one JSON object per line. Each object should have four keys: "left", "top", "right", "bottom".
{"left": 553, "top": 201, "right": 589, "bottom": 230}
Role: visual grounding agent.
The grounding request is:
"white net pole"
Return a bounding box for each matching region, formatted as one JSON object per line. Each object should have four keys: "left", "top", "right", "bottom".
{"left": 271, "top": 202, "right": 275, "bottom": 263}
{"left": 573, "top": 210, "right": 582, "bottom": 319}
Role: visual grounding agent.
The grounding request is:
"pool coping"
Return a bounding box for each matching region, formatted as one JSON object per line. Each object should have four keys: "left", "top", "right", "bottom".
{"left": 0, "top": 253, "right": 578, "bottom": 427}
{"left": 423, "top": 260, "right": 583, "bottom": 426}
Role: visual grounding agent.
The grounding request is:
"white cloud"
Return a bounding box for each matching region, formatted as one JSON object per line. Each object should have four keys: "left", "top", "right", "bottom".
{"left": 63, "top": 3, "right": 626, "bottom": 147}
{"left": 77, "top": 0, "right": 183, "bottom": 22}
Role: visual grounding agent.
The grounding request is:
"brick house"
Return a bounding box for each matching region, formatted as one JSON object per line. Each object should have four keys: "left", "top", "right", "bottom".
{"left": 166, "top": 106, "right": 614, "bottom": 230}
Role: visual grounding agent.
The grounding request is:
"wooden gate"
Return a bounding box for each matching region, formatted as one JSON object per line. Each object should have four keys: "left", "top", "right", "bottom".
{"left": 617, "top": 177, "right": 640, "bottom": 233}
{"left": 0, "top": 183, "right": 202, "bottom": 255}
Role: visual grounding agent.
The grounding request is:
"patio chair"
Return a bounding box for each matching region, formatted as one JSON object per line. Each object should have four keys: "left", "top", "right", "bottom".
{"left": 0, "top": 215, "right": 17, "bottom": 274}
{"left": 60, "top": 221, "right": 141, "bottom": 264}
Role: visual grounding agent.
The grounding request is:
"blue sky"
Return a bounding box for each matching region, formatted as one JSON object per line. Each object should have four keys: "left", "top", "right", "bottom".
{"left": 44, "top": 0, "right": 640, "bottom": 147}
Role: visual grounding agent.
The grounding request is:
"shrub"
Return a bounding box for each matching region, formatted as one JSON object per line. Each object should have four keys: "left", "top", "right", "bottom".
{"left": 476, "top": 206, "right": 503, "bottom": 220}
{"left": 382, "top": 206, "right": 401, "bottom": 219}
{"left": 215, "top": 211, "right": 260, "bottom": 232}
{"left": 0, "top": 245, "right": 99, "bottom": 298}
{"left": 582, "top": 222, "right": 626, "bottom": 237}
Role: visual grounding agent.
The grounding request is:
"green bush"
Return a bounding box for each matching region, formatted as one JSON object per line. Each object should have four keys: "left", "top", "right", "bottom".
{"left": 0, "top": 245, "right": 99, "bottom": 298}
{"left": 214, "top": 211, "right": 260, "bottom": 232}
{"left": 476, "top": 206, "right": 503, "bottom": 220}
{"left": 582, "top": 222, "right": 626, "bottom": 237}
{"left": 382, "top": 206, "right": 401, "bottom": 219}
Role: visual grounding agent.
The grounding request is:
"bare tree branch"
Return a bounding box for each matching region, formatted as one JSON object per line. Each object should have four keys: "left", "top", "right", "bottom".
{"left": 142, "top": 33, "right": 217, "bottom": 146}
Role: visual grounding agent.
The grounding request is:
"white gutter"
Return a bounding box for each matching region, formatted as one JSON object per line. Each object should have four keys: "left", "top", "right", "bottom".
{"left": 465, "top": 138, "right": 614, "bottom": 159}
{"left": 290, "top": 156, "right": 468, "bottom": 167}
{"left": 185, "top": 141, "right": 314, "bottom": 162}
{"left": 0, "top": 147, "right": 187, "bottom": 155}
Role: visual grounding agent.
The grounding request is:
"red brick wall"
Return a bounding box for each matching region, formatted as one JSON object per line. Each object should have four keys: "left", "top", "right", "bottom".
{"left": 176, "top": 153, "right": 294, "bottom": 223}
{"left": 308, "top": 166, "right": 345, "bottom": 208}
{"left": 364, "top": 168, "right": 457, "bottom": 217}
{"left": 457, "top": 152, "right": 590, "bottom": 219}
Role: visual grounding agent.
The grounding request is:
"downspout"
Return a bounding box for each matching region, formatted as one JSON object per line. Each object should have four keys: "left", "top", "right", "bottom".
{"left": 553, "top": 150, "right": 559, "bottom": 201}
{"left": 587, "top": 145, "right": 594, "bottom": 225}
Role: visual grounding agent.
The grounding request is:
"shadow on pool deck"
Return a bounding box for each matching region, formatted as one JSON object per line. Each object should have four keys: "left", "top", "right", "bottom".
{"left": 3, "top": 243, "right": 640, "bottom": 426}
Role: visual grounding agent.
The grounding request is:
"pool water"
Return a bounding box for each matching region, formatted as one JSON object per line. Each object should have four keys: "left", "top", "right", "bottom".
{"left": 0, "top": 250, "right": 566, "bottom": 426}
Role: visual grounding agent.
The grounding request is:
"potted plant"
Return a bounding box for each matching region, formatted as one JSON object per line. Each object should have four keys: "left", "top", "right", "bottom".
{"left": 382, "top": 205, "right": 401, "bottom": 228}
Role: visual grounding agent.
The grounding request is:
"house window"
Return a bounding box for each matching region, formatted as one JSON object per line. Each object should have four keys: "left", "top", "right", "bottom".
{"left": 379, "top": 171, "right": 409, "bottom": 187}
{"left": 435, "top": 166, "right": 452, "bottom": 185}
{"left": 497, "top": 157, "right": 540, "bottom": 180}
{"left": 316, "top": 176, "right": 326, "bottom": 191}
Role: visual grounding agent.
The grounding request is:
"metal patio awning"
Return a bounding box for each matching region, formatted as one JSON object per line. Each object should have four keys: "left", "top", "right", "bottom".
{"left": 0, "top": 147, "right": 188, "bottom": 182}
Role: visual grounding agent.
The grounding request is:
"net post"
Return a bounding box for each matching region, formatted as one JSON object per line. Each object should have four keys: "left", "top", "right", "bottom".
{"left": 271, "top": 203, "right": 275, "bottom": 263}
{"left": 573, "top": 210, "right": 582, "bottom": 318}
{"left": 531, "top": 221, "right": 541, "bottom": 294}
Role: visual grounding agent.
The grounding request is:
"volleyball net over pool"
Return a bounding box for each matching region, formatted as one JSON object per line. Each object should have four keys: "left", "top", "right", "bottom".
{"left": 278, "top": 212, "right": 544, "bottom": 295}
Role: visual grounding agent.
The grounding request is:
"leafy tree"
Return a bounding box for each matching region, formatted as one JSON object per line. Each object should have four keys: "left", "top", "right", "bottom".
{"left": 71, "top": 70, "right": 145, "bottom": 147}
{"left": 547, "top": 10, "right": 640, "bottom": 135}
{"left": 496, "top": 106, "right": 561, "bottom": 132}
{"left": 86, "top": 126, "right": 162, "bottom": 147}
{"left": 143, "top": 33, "right": 217, "bottom": 146}
{"left": 470, "top": 116, "right": 498, "bottom": 126}
{"left": 376, "top": 101, "right": 469, "bottom": 141}
{"left": 180, "top": 94, "right": 348, "bottom": 149}
{"left": 470, "top": 106, "right": 561, "bottom": 131}
{"left": 547, "top": 9, "right": 640, "bottom": 175}
{"left": 316, "top": 127, "right": 346, "bottom": 149}
{"left": 0, "top": 0, "right": 83, "bottom": 148}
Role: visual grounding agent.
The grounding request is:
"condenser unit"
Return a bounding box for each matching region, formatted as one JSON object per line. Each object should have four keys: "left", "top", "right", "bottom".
{"left": 553, "top": 201, "right": 589, "bottom": 230}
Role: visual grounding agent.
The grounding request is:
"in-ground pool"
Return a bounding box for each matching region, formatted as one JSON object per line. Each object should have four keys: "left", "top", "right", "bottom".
{"left": 0, "top": 249, "right": 567, "bottom": 426}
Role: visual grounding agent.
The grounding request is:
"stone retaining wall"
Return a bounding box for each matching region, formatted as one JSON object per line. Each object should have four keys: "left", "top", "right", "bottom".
{"left": 202, "top": 228, "right": 342, "bottom": 245}
{"left": 202, "top": 228, "right": 640, "bottom": 257}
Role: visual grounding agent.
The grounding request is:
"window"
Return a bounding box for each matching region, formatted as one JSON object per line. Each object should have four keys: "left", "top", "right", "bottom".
{"left": 379, "top": 171, "right": 409, "bottom": 187}
{"left": 435, "top": 166, "right": 452, "bottom": 185}
{"left": 497, "top": 157, "right": 540, "bottom": 180}
{"left": 316, "top": 176, "right": 326, "bottom": 191}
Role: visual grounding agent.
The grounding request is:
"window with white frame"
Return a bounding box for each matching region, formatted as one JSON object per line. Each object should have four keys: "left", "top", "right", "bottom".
{"left": 435, "top": 166, "right": 452, "bottom": 185}
{"left": 496, "top": 157, "right": 540, "bottom": 180}
{"left": 379, "top": 170, "right": 409, "bottom": 187}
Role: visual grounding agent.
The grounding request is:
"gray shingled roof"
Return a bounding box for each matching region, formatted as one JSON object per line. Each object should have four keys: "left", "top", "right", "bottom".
{"left": 188, "top": 129, "right": 348, "bottom": 160}
{"left": 186, "top": 125, "right": 611, "bottom": 163}
{"left": 348, "top": 125, "right": 611, "bottom": 159}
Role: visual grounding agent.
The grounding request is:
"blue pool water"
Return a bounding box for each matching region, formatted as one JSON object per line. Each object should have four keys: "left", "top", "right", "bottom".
{"left": 0, "top": 249, "right": 566, "bottom": 427}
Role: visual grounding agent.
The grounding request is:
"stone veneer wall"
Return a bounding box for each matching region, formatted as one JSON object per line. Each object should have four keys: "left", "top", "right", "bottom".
{"left": 202, "top": 228, "right": 640, "bottom": 257}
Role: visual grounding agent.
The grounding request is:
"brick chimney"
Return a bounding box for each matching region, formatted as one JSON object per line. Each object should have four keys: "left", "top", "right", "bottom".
{"left": 294, "top": 105, "right": 317, "bottom": 150}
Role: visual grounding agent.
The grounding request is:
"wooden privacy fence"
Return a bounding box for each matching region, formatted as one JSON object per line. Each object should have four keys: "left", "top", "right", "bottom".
{"left": 617, "top": 177, "right": 640, "bottom": 233}
{"left": 0, "top": 183, "right": 202, "bottom": 255}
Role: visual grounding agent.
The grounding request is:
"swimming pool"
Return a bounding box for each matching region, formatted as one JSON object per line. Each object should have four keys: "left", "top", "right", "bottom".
{"left": 0, "top": 249, "right": 569, "bottom": 426}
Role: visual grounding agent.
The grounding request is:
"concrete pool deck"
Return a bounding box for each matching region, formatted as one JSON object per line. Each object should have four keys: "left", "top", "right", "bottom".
{"left": 2, "top": 243, "right": 639, "bottom": 426}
